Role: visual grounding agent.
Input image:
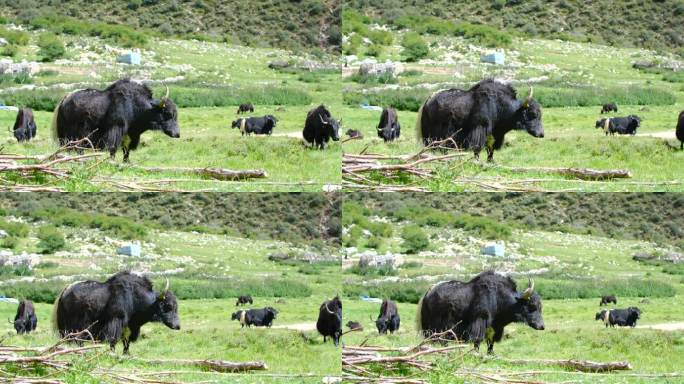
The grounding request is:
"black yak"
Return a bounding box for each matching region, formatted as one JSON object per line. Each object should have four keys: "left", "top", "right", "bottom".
{"left": 231, "top": 115, "right": 276, "bottom": 136}
{"left": 346, "top": 321, "right": 363, "bottom": 331}
{"left": 600, "top": 295, "right": 617, "bottom": 306}
{"left": 416, "top": 79, "right": 544, "bottom": 162}
{"left": 52, "top": 79, "right": 180, "bottom": 162}
{"left": 231, "top": 307, "right": 278, "bottom": 328}
{"left": 676, "top": 110, "right": 684, "bottom": 149}
{"left": 595, "top": 307, "right": 641, "bottom": 328}
{"left": 237, "top": 103, "right": 254, "bottom": 114}
{"left": 12, "top": 299, "right": 37, "bottom": 334}
{"left": 375, "top": 298, "right": 400, "bottom": 334}
{"left": 601, "top": 103, "right": 618, "bottom": 114}
{"left": 236, "top": 295, "right": 253, "bottom": 306}
{"left": 12, "top": 107, "right": 37, "bottom": 142}
{"left": 377, "top": 107, "right": 400, "bottom": 142}
{"left": 316, "top": 296, "right": 342, "bottom": 346}
{"left": 54, "top": 272, "right": 180, "bottom": 354}
{"left": 417, "top": 271, "right": 544, "bottom": 354}
{"left": 303, "top": 105, "right": 340, "bottom": 149}
{"left": 595, "top": 116, "right": 640, "bottom": 136}
{"left": 346, "top": 129, "right": 363, "bottom": 139}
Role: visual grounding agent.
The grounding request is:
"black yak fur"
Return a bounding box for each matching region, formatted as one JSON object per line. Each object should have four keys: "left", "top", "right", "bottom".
{"left": 375, "top": 298, "right": 400, "bottom": 334}
{"left": 377, "top": 107, "right": 400, "bottom": 142}
{"left": 53, "top": 79, "right": 180, "bottom": 162}
{"left": 237, "top": 103, "right": 254, "bottom": 114}
{"left": 676, "top": 110, "right": 684, "bottom": 150}
{"left": 12, "top": 107, "right": 37, "bottom": 142}
{"left": 316, "top": 296, "right": 342, "bottom": 346}
{"left": 416, "top": 79, "right": 544, "bottom": 162}
{"left": 231, "top": 307, "right": 278, "bottom": 328}
{"left": 601, "top": 103, "right": 618, "bottom": 114}
{"left": 600, "top": 295, "right": 617, "bottom": 306}
{"left": 54, "top": 271, "right": 180, "bottom": 354}
{"left": 13, "top": 299, "right": 37, "bottom": 334}
{"left": 303, "top": 105, "right": 340, "bottom": 149}
{"left": 417, "top": 271, "right": 544, "bottom": 354}
{"left": 236, "top": 295, "right": 253, "bottom": 306}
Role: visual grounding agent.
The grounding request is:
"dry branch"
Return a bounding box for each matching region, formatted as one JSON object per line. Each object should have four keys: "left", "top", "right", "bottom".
{"left": 132, "top": 358, "right": 267, "bottom": 372}
{"left": 490, "top": 357, "right": 632, "bottom": 372}
{"left": 130, "top": 166, "right": 267, "bottom": 180}
{"left": 486, "top": 164, "right": 631, "bottom": 180}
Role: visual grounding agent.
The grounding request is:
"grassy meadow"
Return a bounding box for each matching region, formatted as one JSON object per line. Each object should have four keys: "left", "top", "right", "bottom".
{"left": 341, "top": 194, "right": 684, "bottom": 382}
{"left": 0, "top": 196, "right": 342, "bottom": 383}
{"left": 340, "top": 17, "right": 684, "bottom": 191}
{"left": 0, "top": 31, "right": 342, "bottom": 192}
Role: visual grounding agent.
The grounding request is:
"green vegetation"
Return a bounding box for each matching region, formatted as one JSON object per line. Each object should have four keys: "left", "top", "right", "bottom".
{"left": 36, "top": 226, "right": 66, "bottom": 254}
{"left": 400, "top": 225, "right": 429, "bottom": 254}
{"left": 346, "top": 0, "right": 684, "bottom": 51}
{"left": 2, "top": 1, "right": 339, "bottom": 52}
{"left": 400, "top": 32, "right": 429, "bottom": 62}
{"left": 535, "top": 84, "right": 676, "bottom": 108}
{"left": 36, "top": 33, "right": 66, "bottom": 62}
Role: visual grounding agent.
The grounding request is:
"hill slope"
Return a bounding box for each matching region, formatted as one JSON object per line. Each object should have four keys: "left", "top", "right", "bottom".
{"left": 345, "top": 0, "right": 684, "bottom": 52}
{"left": 0, "top": 0, "right": 341, "bottom": 52}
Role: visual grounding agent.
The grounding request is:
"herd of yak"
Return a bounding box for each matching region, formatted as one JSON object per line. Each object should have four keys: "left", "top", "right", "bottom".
{"left": 10, "top": 270, "right": 643, "bottom": 355}
{"left": 9, "top": 78, "right": 684, "bottom": 163}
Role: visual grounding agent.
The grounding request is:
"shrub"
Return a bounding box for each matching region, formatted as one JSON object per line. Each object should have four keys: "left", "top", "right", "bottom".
{"left": 366, "top": 236, "right": 383, "bottom": 249}
{"left": 1, "top": 236, "right": 19, "bottom": 249}
{"left": 0, "top": 264, "right": 32, "bottom": 277}
{"left": 453, "top": 214, "right": 512, "bottom": 240}
{"left": 343, "top": 88, "right": 430, "bottom": 112}
{"left": 401, "top": 225, "right": 429, "bottom": 254}
{"left": 534, "top": 85, "right": 676, "bottom": 107}
{"left": 344, "top": 281, "right": 429, "bottom": 303}
{"left": 452, "top": 22, "right": 512, "bottom": 48}
{"left": 37, "top": 34, "right": 66, "bottom": 62}
{"left": 401, "top": 32, "right": 429, "bottom": 62}
{"left": 0, "top": 281, "right": 61, "bottom": 303}
{"left": 531, "top": 277, "right": 676, "bottom": 299}
{"left": 29, "top": 15, "right": 148, "bottom": 48}
{"left": 349, "top": 71, "right": 397, "bottom": 85}
{"left": 0, "top": 221, "right": 30, "bottom": 237}
{"left": 347, "top": 264, "right": 397, "bottom": 277}
{"left": 37, "top": 226, "right": 66, "bottom": 254}
{"left": 1, "top": 44, "right": 18, "bottom": 57}
{"left": 0, "top": 27, "right": 29, "bottom": 45}
{"left": 168, "top": 278, "right": 312, "bottom": 299}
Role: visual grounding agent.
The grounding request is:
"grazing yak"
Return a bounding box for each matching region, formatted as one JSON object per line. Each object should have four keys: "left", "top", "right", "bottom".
{"left": 236, "top": 295, "right": 253, "bottom": 306}
{"left": 601, "top": 103, "right": 618, "bottom": 114}
{"left": 12, "top": 107, "right": 37, "bottom": 142}
{"left": 317, "top": 296, "right": 342, "bottom": 346}
{"left": 595, "top": 116, "right": 640, "bottom": 136}
{"left": 600, "top": 295, "right": 617, "bottom": 306}
{"left": 595, "top": 307, "right": 641, "bottom": 328}
{"left": 346, "top": 321, "right": 363, "bottom": 331}
{"left": 346, "top": 129, "right": 363, "bottom": 139}
{"left": 54, "top": 272, "right": 180, "bottom": 354}
{"left": 231, "top": 307, "right": 278, "bottom": 328}
{"left": 374, "top": 298, "right": 400, "bottom": 334}
{"left": 53, "top": 79, "right": 180, "bottom": 162}
{"left": 231, "top": 115, "right": 277, "bottom": 136}
{"left": 12, "top": 299, "right": 37, "bottom": 334}
{"left": 676, "top": 110, "right": 684, "bottom": 149}
{"left": 416, "top": 79, "right": 544, "bottom": 162}
{"left": 377, "top": 107, "right": 400, "bottom": 142}
{"left": 417, "top": 271, "right": 544, "bottom": 354}
{"left": 237, "top": 103, "right": 254, "bottom": 114}
{"left": 303, "top": 105, "right": 340, "bottom": 150}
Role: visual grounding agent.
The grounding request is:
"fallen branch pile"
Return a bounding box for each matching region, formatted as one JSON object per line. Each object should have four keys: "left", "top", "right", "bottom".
{"left": 487, "top": 357, "right": 632, "bottom": 373}
{"left": 131, "top": 358, "right": 267, "bottom": 372}
{"left": 483, "top": 164, "right": 632, "bottom": 181}
{"left": 129, "top": 166, "right": 267, "bottom": 181}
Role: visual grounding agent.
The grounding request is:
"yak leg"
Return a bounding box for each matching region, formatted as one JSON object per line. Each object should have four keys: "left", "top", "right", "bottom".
{"left": 104, "top": 317, "right": 125, "bottom": 351}
{"left": 107, "top": 124, "right": 125, "bottom": 160}
{"left": 487, "top": 135, "right": 504, "bottom": 163}
{"left": 122, "top": 135, "right": 139, "bottom": 163}
{"left": 122, "top": 326, "right": 140, "bottom": 355}
{"left": 486, "top": 327, "right": 503, "bottom": 354}
{"left": 469, "top": 317, "right": 489, "bottom": 352}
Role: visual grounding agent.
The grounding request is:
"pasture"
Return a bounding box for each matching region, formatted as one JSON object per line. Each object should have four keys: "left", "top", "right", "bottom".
{"left": 0, "top": 202, "right": 342, "bottom": 383}
{"left": 341, "top": 195, "right": 684, "bottom": 382}
{"left": 341, "top": 31, "right": 684, "bottom": 191}
{"left": 0, "top": 33, "right": 342, "bottom": 192}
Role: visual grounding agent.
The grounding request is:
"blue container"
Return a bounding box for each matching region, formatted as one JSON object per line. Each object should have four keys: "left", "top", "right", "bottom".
{"left": 117, "top": 244, "right": 141, "bottom": 257}
{"left": 117, "top": 52, "right": 141, "bottom": 65}
{"left": 481, "top": 243, "right": 505, "bottom": 257}
{"left": 480, "top": 52, "right": 505, "bottom": 65}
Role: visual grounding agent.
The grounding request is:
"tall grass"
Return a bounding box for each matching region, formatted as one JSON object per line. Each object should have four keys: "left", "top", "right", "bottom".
{"left": 534, "top": 85, "right": 676, "bottom": 107}
{"left": 28, "top": 15, "right": 148, "bottom": 47}
{"left": 0, "top": 85, "right": 313, "bottom": 112}
{"left": 23, "top": 207, "right": 148, "bottom": 240}
{"left": 343, "top": 88, "right": 430, "bottom": 112}
{"left": 530, "top": 278, "right": 676, "bottom": 300}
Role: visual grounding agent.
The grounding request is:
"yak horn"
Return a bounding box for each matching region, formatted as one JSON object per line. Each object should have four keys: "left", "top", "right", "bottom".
{"left": 527, "top": 86, "right": 533, "bottom": 101}
{"left": 164, "top": 277, "right": 170, "bottom": 292}
{"left": 319, "top": 114, "right": 327, "bottom": 124}
{"left": 163, "top": 84, "right": 170, "bottom": 100}
{"left": 324, "top": 302, "right": 335, "bottom": 315}
{"left": 520, "top": 278, "right": 534, "bottom": 300}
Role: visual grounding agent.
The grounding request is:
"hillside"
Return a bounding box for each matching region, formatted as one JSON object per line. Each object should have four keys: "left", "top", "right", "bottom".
{"left": 0, "top": 193, "right": 341, "bottom": 244}
{"left": 0, "top": 0, "right": 341, "bottom": 53}
{"left": 345, "top": 0, "right": 684, "bottom": 52}
{"left": 346, "top": 193, "right": 684, "bottom": 244}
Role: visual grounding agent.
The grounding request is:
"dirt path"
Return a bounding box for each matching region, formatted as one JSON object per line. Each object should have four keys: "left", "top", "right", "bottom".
{"left": 638, "top": 322, "right": 684, "bottom": 331}
{"left": 637, "top": 131, "right": 676, "bottom": 139}
{"left": 271, "top": 322, "right": 317, "bottom": 331}
{"left": 271, "top": 131, "right": 302, "bottom": 138}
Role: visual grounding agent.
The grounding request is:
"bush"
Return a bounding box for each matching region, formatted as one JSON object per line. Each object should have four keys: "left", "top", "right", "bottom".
{"left": 0, "top": 264, "right": 32, "bottom": 277}
{"left": 453, "top": 214, "right": 512, "bottom": 240}
{"left": 0, "top": 27, "right": 29, "bottom": 45}
{"left": 344, "top": 281, "right": 429, "bottom": 303}
{"left": 532, "top": 277, "right": 676, "bottom": 299}
{"left": 29, "top": 15, "right": 148, "bottom": 48}
{"left": 0, "top": 221, "right": 30, "bottom": 237}
{"left": 0, "top": 281, "right": 62, "bottom": 303}
{"left": 366, "top": 236, "right": 384, "bottom": 249}
{"left": 343, "top": 88, "right": 430, "bottom": 112}
{"left": 1, "top": 236, "right": 19, "bottom": 249}
{"left": 347, "top": 264, "right": 397, "bottom": 276}
{"left": 401, "top": 225, "right": 429, "bottom": 254}
{"left": 0, "top": 72, "right": 32, "bottom": 85}
{"left": 349, "top": 71, "right": 397, "bottom": 85}
{"left": 534, "top": 84, "right": 676, "bottom": 107}
{"left": 37, "top": 34, "right": 66, "bottom": 62}
{"left": 37, "top": 226, "right": 66, "bottom": 254}
{"left": 167, "top": 278, "right": 312, "bottom": 299}
{"left": 452, "top": 22, "right": 512, "bottom": 48}
{"left": 401, "top": 32, "right": 429, "bottom": 62}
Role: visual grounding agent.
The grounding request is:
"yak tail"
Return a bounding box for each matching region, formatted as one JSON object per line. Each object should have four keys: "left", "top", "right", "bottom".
{"left": 51, "top": 92, "right": 73, "bottom": 144}
{"left": 415, "top": 290, "right": 428, "bottom": 337}
{"left": 52, "top": 281, "right": 77, "bottom": 334}
{"left": 414, "top": 89, "right": 445, "bottom": 146}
